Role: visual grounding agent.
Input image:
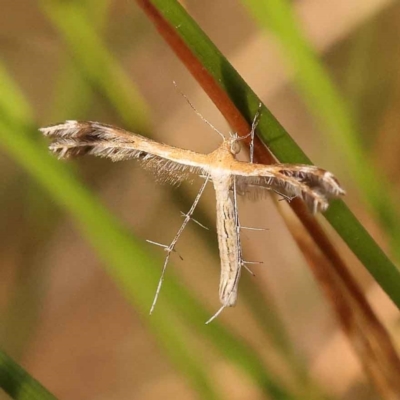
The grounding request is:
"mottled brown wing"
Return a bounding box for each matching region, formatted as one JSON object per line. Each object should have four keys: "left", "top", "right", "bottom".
{"left": 234, "top": 164, "right": 345, "bottom": 214}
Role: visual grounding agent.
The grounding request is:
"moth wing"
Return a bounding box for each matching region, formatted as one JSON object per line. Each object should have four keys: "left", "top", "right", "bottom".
{"left": 40, "top": 121, "right": 206, "bottom": 185}
{"left": 233, "top": 164, "right": 345, "bottom": 214}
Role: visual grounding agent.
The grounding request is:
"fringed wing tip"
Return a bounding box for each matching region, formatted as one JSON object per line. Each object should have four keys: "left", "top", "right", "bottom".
{"left": 40, "top": 120, "right": 132, "bottom": 160}
{"left": 39, "top": 120, "right": 81, "bottom": 138}
{"left": 322, "top": 171, "right": 346, "bottom": 197}
{"left": 236, "top": 167, "right": 345, "bottom": 215}
{"left": 276, "top": 167, "right": 345, "bottom": 213}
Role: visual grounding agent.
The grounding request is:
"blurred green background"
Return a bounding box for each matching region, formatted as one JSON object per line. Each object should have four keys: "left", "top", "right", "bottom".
{"left": 1, "top": 0, "right": 399, "bottom": 399}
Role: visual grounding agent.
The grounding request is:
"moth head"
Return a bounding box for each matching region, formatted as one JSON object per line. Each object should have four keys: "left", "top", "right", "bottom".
{"left": 228, "top": 133, "right": 242, "bottom": 155}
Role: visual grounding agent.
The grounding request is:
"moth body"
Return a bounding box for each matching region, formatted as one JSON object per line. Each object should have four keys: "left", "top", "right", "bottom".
{"left": 211, "top": 172, "right": 241, "bottom": 308}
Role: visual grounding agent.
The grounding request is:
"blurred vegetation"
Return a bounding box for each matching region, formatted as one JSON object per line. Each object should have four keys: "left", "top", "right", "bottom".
{"left": 0, "top": 0, "right": 399, "bottom": 399}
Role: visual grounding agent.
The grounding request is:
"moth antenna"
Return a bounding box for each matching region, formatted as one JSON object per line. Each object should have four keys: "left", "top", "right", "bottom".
{"left": 149, "top": 175, "right": 210, "bottom": 314}
{"left": 172, "top": 81, "right": 225, "bottom": 141}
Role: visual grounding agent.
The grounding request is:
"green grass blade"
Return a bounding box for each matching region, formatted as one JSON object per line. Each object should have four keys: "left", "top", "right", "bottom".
{"left": 1, "top": 1, "right": 113, "bottom": 360}
{"left": 49, "top": 0, "right": 112, "bottom": 121}
{"left": 0, "top": 63, "right": 33, "bottom": 126}
{"left": 146, "top": 0, "right": 400, "bottom": 309}
{"left": 82, "top": 0, "right": 111, "bottom": 23}
{"left": 0, "top": 350, "right": 57, "bottom": 400}
{"left": 40, "top": 0, "right": 150, "bottom": 132}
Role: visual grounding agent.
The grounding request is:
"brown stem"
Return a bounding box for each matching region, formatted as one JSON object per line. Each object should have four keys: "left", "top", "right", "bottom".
{"left": 278, "top": 199, "right": 400, "bottom": 399}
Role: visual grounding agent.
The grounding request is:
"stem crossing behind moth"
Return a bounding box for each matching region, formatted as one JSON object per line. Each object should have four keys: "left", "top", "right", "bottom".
{"left": 40, "top": 106, "right": 345, "bottom": 322}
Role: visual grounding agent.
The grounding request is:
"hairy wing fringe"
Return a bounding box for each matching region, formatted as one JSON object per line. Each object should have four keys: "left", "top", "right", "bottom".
{"left": 277, "top": 165, "right": 345, "bottom": 198}
{"left": 41, "top": 121, "right": 204, "bottom": 185}
{"left": 40, "top": 120, "right": 142, "bottom": 142}
{"left": 236, "top": 165, "right": 345, "bottom": 214}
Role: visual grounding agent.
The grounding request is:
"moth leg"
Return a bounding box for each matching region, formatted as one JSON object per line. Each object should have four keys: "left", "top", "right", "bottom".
{"left": 205, "top": 304, "right": 226, "bottom": 324}
{"left": 148, "top": 175, "right": 210, "bottom": 315}
{"left": 180, "top": 211, "right": 209, "bottom": 230}
{"left": 249, "top": 102, "right": 262, "bottom": 164}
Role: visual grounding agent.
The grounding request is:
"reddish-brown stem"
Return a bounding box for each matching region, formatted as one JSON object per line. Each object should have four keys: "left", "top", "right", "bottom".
{"left": 279, "top": 200, "right": 400, "bottom": 399}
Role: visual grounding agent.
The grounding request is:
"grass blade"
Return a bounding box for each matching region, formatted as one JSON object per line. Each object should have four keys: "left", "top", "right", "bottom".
{"left": 0, "top": 350, "right": 57, "bottom": 400}
{"left": 40, "top": 0, "right": 150, "bottom": 132}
